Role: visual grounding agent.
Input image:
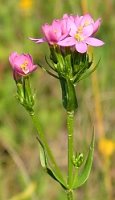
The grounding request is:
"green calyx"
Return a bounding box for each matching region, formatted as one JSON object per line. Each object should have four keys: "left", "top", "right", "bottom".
{"left": 49, "top": 46, "right": 93, "bottom": 84}
{"left": 16, "top": 76, "right": 34, "bottom": 113}
{"left": 59, "top": 78, "right": 78, "bottom": 112}
{"left": 40, "top": 46, "right": 97, "bottom": 112}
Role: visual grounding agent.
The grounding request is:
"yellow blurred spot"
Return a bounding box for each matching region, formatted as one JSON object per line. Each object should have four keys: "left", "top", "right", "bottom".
{"left": 10, "top": 182, "right": 36, "bottom": 200}
{"left": 19, "top": 0, "right": 33, "bottom": 11}
{"left": 98, "top": 138, "right": 115, "bottom": 158}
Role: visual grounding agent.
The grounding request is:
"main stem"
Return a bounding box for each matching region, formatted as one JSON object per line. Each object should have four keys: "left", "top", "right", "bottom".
{"left": 67, "top": 190, "right": 74, "bottom": 200}
{"left": 67, "top": 111, "right": 74, "bottom": 200}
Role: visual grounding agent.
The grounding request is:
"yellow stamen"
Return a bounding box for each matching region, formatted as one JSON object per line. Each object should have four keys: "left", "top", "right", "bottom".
{"left": 74, "top": 26, "right": 84, "bottom": 42}
{"left": 74, "top": 33, "right": 83, "bottom": 42}
{"left": 20, "top": 60, "right": 28, "bottom": 71}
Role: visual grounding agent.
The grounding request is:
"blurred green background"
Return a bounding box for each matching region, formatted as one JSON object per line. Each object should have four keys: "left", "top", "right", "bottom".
{"left": 0, "top": 0, "right": 115, "bottom": 200}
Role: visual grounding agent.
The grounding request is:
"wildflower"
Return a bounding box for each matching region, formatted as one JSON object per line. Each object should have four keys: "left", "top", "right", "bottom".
{"left": 58, "top": 14, "right": 104, "bottom": 53}
{"left": 9, "top": 52, "right": 37, "bottom": 76}
{"left": 30, "top": 19, "right": 69, "bottom": 45}
{"left": 98, "top": 138, "right": 115, "bottom": 158}
{"left": 30, "top": 13, "right": 104, "bottom": 53}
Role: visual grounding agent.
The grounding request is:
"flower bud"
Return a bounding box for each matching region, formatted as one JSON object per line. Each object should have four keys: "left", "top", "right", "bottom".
{"left": 73, "top": 153, "right": 84, "bottom": 168}
{"left": 16, "top": 77, "right": 35, "bottom": 114}
{"left": 9, "top": 52, "right": 37, "bottom": 113}
{"left": 9, "top": 52, "right": 37, "bottom": 77}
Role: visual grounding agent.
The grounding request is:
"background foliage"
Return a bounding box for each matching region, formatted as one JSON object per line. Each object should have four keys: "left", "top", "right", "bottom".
{"left": 0, "top": 0, "right": 115, "bottom": 200}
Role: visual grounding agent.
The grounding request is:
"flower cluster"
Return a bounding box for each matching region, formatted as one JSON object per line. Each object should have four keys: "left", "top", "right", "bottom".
{"left": 30, "top": 13, "right": 104, "bottom": 53}
{"left": 9, "top": 13, "right": 104, "bottom": 113}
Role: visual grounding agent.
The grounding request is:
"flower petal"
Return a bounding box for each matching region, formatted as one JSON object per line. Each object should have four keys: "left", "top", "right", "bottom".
{"left": 80, "top": 14, "right": 94, "bottom": 26}
{"left": 29, "top": 37, "right": 46, "bottom": 43}
{"left": 58, "top": 37, "right": 76, "bottom": 46}
{"left": 29, "top": 65, "right": 38, "bottom": 73}
{"left": 83, "top": 24, "right": 94, "bottom": 37}
{"left": 93, "top": 18, "right": 102, "bottom": 34}
{"left": 86, "top": 37, "right": 104, "bottom": 46}
{"left": 75, "top": 42, "right": 87, "bottom": 53}
{"left": 9, "top": 52, "right": 18, "bottom": 68}
{"left": 67, "top": 19, "right": 77, "bottom": 36}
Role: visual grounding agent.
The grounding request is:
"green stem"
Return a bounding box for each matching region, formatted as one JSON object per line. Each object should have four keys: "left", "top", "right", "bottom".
{"left": 67, "top": 111, "right": 74, "bottom": 188}
{"left": 67, "top": 190, "right": 74, "bottom": 200}
{"left": 29, "top": 112, "right": 65, "bottom": 184}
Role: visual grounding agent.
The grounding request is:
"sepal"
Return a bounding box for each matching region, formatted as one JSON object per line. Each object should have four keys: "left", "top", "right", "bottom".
{"left": 16, "top": 76, "right": 34, "bottom": 113}
{"left": 59, "top": 78, "right": 78, "bottom": 112}
{"left": 77, "top": 59, "right": 100, "bottom": 83}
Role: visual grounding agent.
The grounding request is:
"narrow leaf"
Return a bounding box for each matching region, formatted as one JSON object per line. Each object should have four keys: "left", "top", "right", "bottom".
{"left": 38, "top": 61, "right": 59, "bottom": 79}
{"left": 36, "top": 137, "right": 67, "bottom": 189}
{"left": 72, "top": 129, "right": 95, "bottom": 189}
{"left": 77, "top": 59, "right": 100, "bottom": 82}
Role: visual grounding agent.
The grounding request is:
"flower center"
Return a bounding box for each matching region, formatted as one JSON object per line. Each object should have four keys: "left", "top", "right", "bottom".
{"left": 20, "top": 60, "right": 29, "bottom": 72}
{"left": 74, "top": 33, "right": 83, "bottom": 42}
{"left": 74, "top": 26, "right": 84, "bottom": 42}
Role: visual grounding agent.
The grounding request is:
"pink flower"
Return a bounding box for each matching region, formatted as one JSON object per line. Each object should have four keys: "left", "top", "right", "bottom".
{"left": 9, "top": 52, "right": 37, "bottom": 76}
{"left": 63, "top": 14, "right": 101, "bottom": 35}
{"left": 30, "top": 19, "right": 69, "bottom": 45}
{"left": 30, "top": 13, "right": 104, "bottom": 54}
{"left": 58, "top": 14, "right": 104, "bottom": 53}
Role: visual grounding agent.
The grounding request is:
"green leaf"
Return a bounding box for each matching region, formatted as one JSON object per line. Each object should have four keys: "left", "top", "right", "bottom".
{"left": 36, "top": 137, "right": 67, "bottom": 190}
{"left": 77, "top": 59, "right": 100, "bottom": 82}
{"left": 72, "top": 129, "right": 95, "bottom": 189}
{"left": 38, "top": 60, "right": 59, "bottom": 79}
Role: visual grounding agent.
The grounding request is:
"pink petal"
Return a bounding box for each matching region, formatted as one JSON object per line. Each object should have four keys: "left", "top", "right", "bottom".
{"left": 63, "top": 14, "right": 69, "bottom": 19}
{"left": 58, "top": 37, "right": 76, "bottom": 46}
{"left": 52, "top": 20, "right": 62, "bottom": 38}
{"left": 42, "top": 24, "right": 52, "bottom": 41}
{"left": 59, "top": 32, "right": 69, "bottom": 41}
{"left": 26, "top": 54, "right": 33, "bottom": 63}
{"left": 83, "top": 24, "right": 94, "bottom": 37}
{"left": 9, "top": 52, "right": 18, "bottom": 67}
{"left": 60, "top": 18, "right": 69, "bottom": 35}
{"left": 80, "top": 14, "right": 94, "bottom": 26}
{"left": 29, "top": 65, "right": 38, "bottom": 73}
{"left": 93, "top": 18, "right": 102, "bottom": 34}
{"left": 86, "top": 37, "right": 104, "bottom": 46}
{"left": 74, "top": 15, "right": 81, "bottom": 26}
{"left": 67, "top": 19, "right": 77, "bottom": 36}
{"left": 42, "top": 24, "right": 50, "bottom": 35}
{"left": 75, "top": 41, "right": 87, "bottom": 53}
{"left": 29, "top": 37, "right": 46, "bottom": 43}
{"left": 13, "top": 64, "right": 25, "bottom": 75}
